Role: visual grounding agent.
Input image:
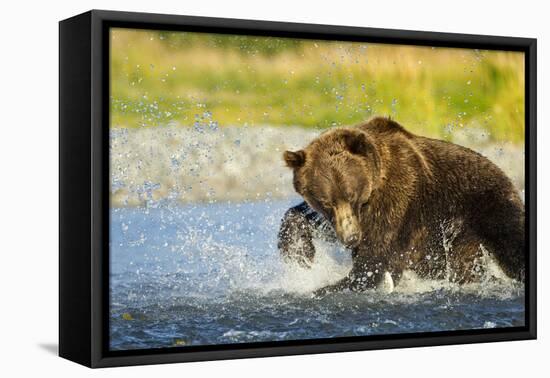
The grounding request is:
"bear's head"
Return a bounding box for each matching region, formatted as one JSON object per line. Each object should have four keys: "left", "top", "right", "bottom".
{"left": 284, "top": 128, "right": 381, "bottom": 248}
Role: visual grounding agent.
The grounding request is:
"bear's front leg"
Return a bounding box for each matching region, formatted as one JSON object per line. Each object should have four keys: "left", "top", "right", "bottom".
{"left": 278, "top": 202, "right": 335, "bottom": 268}
{"left": 312, "top": 258, "right": 390, "bottom": 297}
{"left": 311, "top": 276, "right": 355, "bottom": 297}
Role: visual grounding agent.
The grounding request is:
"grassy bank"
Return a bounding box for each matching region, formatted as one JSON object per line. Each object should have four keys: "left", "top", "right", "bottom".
{"left": 110, "top": 28, "right": 525, "bottom": 143}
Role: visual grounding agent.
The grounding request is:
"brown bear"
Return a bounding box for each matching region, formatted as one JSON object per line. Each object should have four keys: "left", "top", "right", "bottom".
{"left": 278, "top": 117, "right": 525, "bottom": 296}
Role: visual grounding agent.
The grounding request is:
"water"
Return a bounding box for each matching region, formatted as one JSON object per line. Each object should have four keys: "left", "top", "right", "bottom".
{"left": 109, "top": 199, "right": 525, "bottom": 351}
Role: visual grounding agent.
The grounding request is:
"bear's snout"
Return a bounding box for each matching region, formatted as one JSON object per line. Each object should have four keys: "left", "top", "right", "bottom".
{"left": 334, "top": 203, "right": 362, "bottom": 248}
{"left": 342, "top": 230, "right": 361, "bottom": 247}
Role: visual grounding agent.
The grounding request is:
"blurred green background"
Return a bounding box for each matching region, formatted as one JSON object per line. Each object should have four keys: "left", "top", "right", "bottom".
{"left": 110, "top": 28, "right": 525, "bottom": 143}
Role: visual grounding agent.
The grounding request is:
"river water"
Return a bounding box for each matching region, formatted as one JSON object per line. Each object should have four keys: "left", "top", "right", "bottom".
{"left": 109, "top": 199, "right": 524, "bottom": 351}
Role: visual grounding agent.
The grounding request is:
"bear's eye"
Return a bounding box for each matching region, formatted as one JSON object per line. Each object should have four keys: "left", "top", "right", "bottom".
{"left": 319, "top": 200, "right": 332, "bottom": 209}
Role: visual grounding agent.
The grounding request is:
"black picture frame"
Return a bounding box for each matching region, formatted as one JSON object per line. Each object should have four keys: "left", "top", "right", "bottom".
{"left": 59, "top": 9, "right": 537, "bottom": 368}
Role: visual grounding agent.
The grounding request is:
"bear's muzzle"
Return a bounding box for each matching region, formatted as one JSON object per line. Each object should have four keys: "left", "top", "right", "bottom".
{"left": 334, "top": 202, "right": 362, "bottom": 247}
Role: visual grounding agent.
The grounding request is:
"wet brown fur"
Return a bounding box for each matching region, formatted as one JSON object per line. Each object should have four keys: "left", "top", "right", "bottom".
{"left": 281, "top": 117, "right": 525, "bottom": 294}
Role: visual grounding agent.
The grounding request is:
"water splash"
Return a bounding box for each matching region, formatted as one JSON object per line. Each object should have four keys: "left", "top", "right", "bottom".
{"left": 109, "top": 201, "right": 524, "bottom": 350}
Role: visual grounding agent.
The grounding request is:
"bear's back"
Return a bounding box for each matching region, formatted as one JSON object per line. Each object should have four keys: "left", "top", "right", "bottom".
{"left": 357, "top": 117, "right": 413, "bottom": 138}
{"left": 357, "top": 116, "right": 519, "bottom": 206}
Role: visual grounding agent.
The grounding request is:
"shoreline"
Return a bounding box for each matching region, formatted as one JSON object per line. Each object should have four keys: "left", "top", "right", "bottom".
{"left": 110, "top": 125, "right": 525, "bottom": 208}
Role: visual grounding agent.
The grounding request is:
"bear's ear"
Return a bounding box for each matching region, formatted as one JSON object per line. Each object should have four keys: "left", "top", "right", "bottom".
{"left": 284, "top": 150, "right": 306, "bottom": 168}
{"left": 343, "top": 132, "right": 371, "bottom": 156}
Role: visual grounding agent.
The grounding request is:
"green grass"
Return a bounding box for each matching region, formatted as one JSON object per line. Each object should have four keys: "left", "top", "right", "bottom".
{"left": 110, "top": 28, "right": 525, "bottom": 143}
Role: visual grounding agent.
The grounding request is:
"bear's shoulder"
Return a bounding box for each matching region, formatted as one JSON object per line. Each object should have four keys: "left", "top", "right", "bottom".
{"left": 357, "top": 116, "right": 413, "bottom": 138}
